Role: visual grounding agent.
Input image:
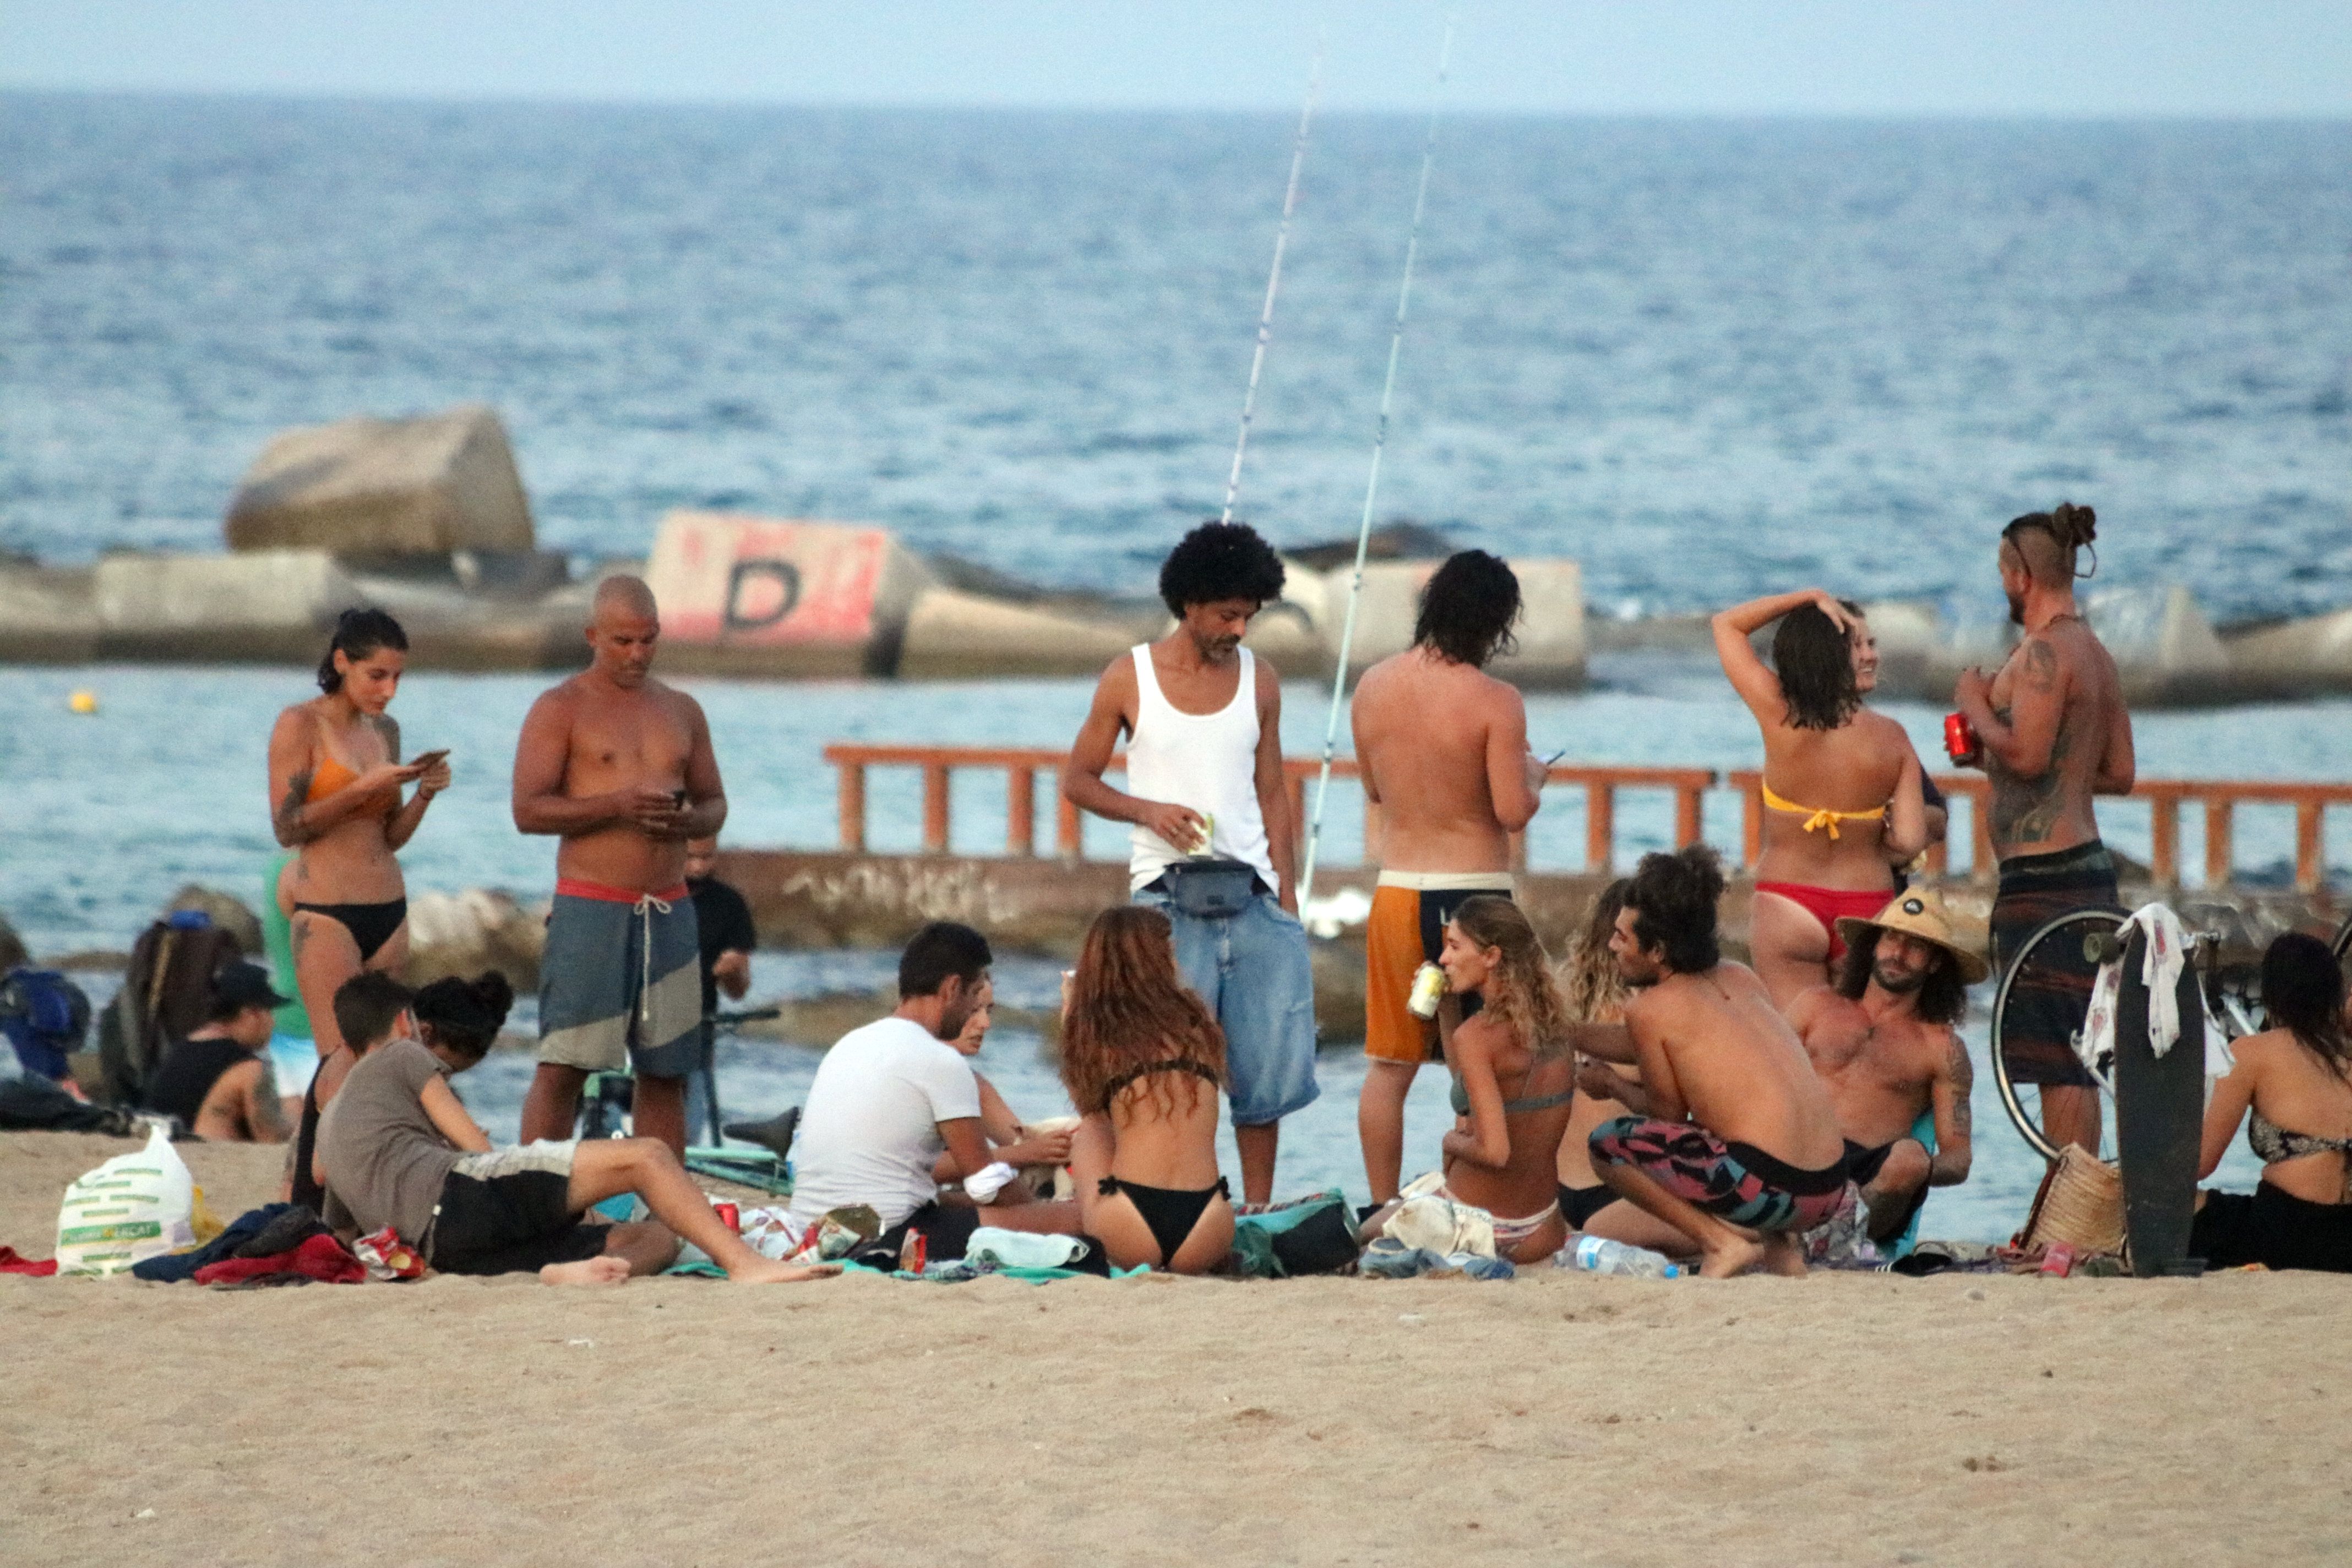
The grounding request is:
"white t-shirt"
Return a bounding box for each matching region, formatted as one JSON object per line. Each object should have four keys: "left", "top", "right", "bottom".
{"left": 786, "top": 1016, "right": 983, "bottom": 1228}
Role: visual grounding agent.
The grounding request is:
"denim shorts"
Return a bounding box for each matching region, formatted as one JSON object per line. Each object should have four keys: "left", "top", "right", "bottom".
{"left": 1134, "top": 889, "right": 1319, "bottom": 1126}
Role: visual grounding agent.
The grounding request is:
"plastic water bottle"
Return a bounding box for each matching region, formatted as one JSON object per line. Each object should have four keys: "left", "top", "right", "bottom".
{"left": 1563, "top": 1234, "right": 1683, "bottom": 1279}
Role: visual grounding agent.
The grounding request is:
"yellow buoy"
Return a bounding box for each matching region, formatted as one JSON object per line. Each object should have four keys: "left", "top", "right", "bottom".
{"left": 68, "top": 690, "right": 98, "bottom": 715}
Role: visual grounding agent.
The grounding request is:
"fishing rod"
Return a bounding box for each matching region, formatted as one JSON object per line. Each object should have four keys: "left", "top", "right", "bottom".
{"left": 1295, "top": 15, "right": 1455, "bottom": 914}
{"left": 1218, "top": 45, "right": 1324, "bottom": 525}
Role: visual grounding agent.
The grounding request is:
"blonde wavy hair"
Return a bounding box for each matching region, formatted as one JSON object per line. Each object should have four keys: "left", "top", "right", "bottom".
{"left": 1449, "top": 895, "right": 1574, "bottom": 1058}
{"left": 1557, "top": 878, "right": 1631, "bottom": 1026}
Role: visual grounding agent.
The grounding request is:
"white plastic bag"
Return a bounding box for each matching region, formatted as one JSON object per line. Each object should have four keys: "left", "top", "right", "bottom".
{"left": 55, "top": 1124, "right": 196, "bottom": 1276}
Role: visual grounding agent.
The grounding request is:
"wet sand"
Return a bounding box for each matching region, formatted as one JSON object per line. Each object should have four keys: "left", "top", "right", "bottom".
{"left": 3, "top": 1131, "right": 2347, "bottom": 1567}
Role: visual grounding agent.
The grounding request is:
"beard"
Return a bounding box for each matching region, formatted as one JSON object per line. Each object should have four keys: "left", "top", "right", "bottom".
{"left": 1872, "top": 962, "right": 1927, "bottom": 996}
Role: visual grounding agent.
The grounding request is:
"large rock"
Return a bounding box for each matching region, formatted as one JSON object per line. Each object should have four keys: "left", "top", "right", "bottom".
{"left": 897, "top": 586, "right": 1136, "bottom": 679}
{"left": 400, "top": 890, "right": 546, "bottom": 992}
{"left": 225, "top": 404, "right": 535, "bottom": 555}
{"left": 643, "top": 513, "right": 935, "bottom": 677}
{"left": 93, "top": 549, "right": 361, "bottom": 662}
{"left": 163, "top": 885, "right": 262, "bottom": 957}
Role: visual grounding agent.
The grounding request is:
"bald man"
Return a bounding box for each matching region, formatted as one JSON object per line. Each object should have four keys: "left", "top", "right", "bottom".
{"left": 513, "top": 575, "right": 727, "bottom": 1156}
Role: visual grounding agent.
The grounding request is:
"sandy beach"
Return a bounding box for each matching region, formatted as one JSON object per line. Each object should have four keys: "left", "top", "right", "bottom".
{"left": 0, "top": 1131, "right": 2345, "bottom": 1566}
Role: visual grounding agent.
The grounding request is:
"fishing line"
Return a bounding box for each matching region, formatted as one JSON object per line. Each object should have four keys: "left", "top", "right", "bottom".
{"left": 1296, "top": 15, "right": 1455, "bottom": 914}
{"left": 1218, "top": 44, "right": 1324, "bottom": 526}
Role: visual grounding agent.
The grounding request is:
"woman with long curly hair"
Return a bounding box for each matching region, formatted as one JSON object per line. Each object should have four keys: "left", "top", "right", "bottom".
{"left": 1712, "top": 589, "right": 1928, "bottom": 1008}
{"left": 1365, "top": 895, "right": 1577, "bottom": 1263}
{"left": 1061, "top": 906, "right": 1234, "bottom": 1273}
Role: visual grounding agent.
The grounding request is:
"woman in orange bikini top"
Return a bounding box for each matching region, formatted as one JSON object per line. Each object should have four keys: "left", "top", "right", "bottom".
{"left": 1712, "top": 588, "right": 1929, "bottom": 1010}
{"left": 266, "top": 609, "right": 451, "bottom": 1079}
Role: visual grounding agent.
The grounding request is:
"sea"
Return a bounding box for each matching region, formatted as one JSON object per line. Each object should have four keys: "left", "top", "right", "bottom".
{"left": 5, "top": 95, "right": 2350, "bottom": 1239}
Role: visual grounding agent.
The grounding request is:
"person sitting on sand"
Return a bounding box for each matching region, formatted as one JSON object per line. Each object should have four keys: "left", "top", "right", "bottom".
{"left": 1554, "top": 881, "right": 1697, "bottom": 1262}
{"left": 1360, "top": 897, "right": 1577, "bottom": 1265}
{"left": 1712, "top": 589, "right": 1928, "bottom": 1009}
{"left": 788, "top": 922, "right": 1081, "bottom": 1261}
{"left": 1784, "top": 889, "right": 1980, "bottom": 1244}
{"left": 319, "top": 971, "right": 824, "bottom": 1284}
{"left": 932, "top": 980, "right": 1076, "bottom": 1200}
{"left": 2192, "top": 933, "right": 2352, "bottom": 1273}
{"left": 291, "top": 970, "right": 413, "bottom": 1211}
{"left": 141, "top": 962, "right": 292, "bottom": 1144}
{"left": 1060, "top": 906, "right": 1237, "bottom": 1273}
{"left": 1584, "top": 846, "right": 1852, "bottom": 1278}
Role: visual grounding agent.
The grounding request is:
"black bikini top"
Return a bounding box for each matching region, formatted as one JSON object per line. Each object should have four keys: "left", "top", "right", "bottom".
{"left": 1097, "top": 1058, "right": 1222, "bottom": 1115}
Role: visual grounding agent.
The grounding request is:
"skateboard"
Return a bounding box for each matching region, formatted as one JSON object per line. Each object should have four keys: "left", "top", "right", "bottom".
{"left": 2112, "top": 927, "right": 2206, "bottom": 1277}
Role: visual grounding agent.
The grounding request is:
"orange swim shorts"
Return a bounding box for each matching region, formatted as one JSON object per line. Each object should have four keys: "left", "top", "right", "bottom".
{"left": 1364, "top": 874, "right": 1515, "bottom": 1065}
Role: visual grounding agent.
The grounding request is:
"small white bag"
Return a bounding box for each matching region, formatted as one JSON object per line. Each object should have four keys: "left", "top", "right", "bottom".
{"left": 55, "top": 1124, "right": 197, "bottom": 1276}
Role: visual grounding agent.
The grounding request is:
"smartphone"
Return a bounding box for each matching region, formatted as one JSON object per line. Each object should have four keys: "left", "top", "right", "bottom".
{"left": 1540, "top": 748, "right": 1567, "bottom": 767}
{"left": 410, "top": 748, "right": 450, "bottom": 769}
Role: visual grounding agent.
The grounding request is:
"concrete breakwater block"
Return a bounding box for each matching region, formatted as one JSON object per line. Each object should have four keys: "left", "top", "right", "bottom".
{"left": 645, "top": 511, "right": 935, "bottom": 677}
{"left": 1255, "top": 557, "right": 1587, "bottom": 688}
{"left": 91, "top": 549, "right": 362, "bottom": 662}
{"left": 225, "top": 404, "right": 535, "bottom": 556}
{"left": 897, "top": 586, "right": 1137, "bottom": 679}
{"left": 400, "top": 889, "right": 547, "bottom": 992}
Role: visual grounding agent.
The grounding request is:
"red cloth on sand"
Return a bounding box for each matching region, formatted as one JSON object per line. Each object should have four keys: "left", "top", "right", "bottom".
{"left": 0, "top": 1246, "right": 58, "bottom": 1276}
{"left": 194, "top": 1233, "right": 365, "bottom": 1287}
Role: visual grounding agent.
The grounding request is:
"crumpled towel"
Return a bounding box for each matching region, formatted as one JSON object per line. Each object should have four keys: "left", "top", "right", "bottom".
{"left": 1384, "top": 1170, "right": 1499, "bottom": 1260}
{"left": 2083, "top": 904, "right": 2231, "bottom": 1081}
{"left": 0, "top": 1245, "right": 58, "bottom": 1276}
{"left": 194, "top": 1232, "right": 364, "bottom": 1287}
{"left": 1358, "top": 1238, "right": 1515, "bottom": 1281}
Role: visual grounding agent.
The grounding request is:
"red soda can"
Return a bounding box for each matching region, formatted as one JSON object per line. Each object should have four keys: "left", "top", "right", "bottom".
{"left": 1943, "top": 711, "right": 1979, "bottom": 765}
{"left": 711, "top": 1200, "right": 739, "bottom": 1233}
{"left": 2038, "top": 1241, "right": 2078, "bottom": 1278}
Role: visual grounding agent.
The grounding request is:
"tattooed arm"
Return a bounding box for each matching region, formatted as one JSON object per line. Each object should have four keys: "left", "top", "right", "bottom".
{"left": 268, "top": 706, "right": 422, "bottom": 846}
{"left": 1926, "top": 1030, "right": 1972, "bottom": 1186}
{"left": 1964, "top": 637, "right": 2067, "bottom": 780}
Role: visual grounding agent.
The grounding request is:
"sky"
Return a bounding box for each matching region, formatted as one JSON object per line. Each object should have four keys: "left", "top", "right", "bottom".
{"left": 6, "top": 1, "right": 2351, "bottom": 117}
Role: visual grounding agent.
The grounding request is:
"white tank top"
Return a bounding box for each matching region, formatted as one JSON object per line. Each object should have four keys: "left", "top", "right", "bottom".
{"left": 1125, "top": 643, "right": 1276, "bottom": 894}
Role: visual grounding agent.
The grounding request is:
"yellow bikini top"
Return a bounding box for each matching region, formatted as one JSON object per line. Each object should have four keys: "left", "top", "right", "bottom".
{"left": 1760, "top": 780, "right": 1885, "bottom": 840}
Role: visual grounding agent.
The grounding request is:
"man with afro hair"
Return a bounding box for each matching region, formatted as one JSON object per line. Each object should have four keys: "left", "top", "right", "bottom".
{"left": 1063, "top": 521, "right": 1316, "bottom": 1204}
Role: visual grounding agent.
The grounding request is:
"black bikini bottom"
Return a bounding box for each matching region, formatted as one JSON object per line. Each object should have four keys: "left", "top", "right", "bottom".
{"left": 1099, "top": 1175, "right": 1229, "bottom": 1265}
{"left": 293, "top": 897, "right": 408, "bottom": 965}
{"left": 1558, "top": 1181, "right": 1619, "bottom": 1229}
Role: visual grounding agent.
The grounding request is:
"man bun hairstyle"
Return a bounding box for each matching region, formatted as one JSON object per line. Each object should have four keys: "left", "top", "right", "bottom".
{"left": 899, "top": 921, "right": 993, "bottom": 1000}
{"left": 1772, "top": 602, "right": 1860, "bottom": 731}
{"left": 412, "top": 971, "right": 513, "bottom": 1059}
{"left": 1413, "top": 550, "right": 1522, "bottom": 668}
{"left": 317, "top": 607, "right": 409, "bottom": 694}
{"left": 1158, "top": 521, "right": 1287, "bottom": 617}
{"left": 1623, "top": 845, "right": 1724, "bottom": 975}
{"left": 2002, "top": 500, "right": 2099, "bottom": 584}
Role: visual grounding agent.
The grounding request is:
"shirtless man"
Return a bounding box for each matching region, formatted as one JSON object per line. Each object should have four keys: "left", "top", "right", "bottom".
{"left": 1784, "top": 889, "right": 1982, "bottom": 1244}
{"left": 1580, "top": 846, "right": 1852, "bottom": 1277}
{"left": 1952, "top": 502, "right": 2135, "bottom": 1157}
{"left": 514, "top": 576, "right": 726, "bottom": 1157}
{"left": 1349, "top": 550, "right": 1547, "bottom": 1204}
{"left": 1063, "top": 521, "right": 1315, "bottom": 1205}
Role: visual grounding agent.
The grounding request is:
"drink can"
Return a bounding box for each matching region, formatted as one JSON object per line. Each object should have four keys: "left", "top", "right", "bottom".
{"left": 1407, "top": 961, "right": 1447, "bottom": 1020}
{"left": 1191, "top": 811, "right": 1215, "bottom": 856}
{"left": 1943, "top": 711, "right": 1978, "bottom": 764}
{"left": 710, "top": 1200, "right": 739, "bottom": 1233}
{"left": 899, "top": 1228, "right": 928, "bottom": 1275}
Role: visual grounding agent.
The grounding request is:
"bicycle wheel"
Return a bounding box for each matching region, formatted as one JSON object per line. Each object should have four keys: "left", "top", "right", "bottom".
{"left": 1988, "top": 907, "right": 2127, "bottom": 1164}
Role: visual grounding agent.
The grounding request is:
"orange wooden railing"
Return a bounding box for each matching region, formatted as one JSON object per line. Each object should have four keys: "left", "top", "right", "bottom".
{"left": 826, "top": 744, "right": 2352, "bottom": 891}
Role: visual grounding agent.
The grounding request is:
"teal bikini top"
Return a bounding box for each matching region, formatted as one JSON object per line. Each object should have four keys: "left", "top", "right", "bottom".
{"left": 1449, "top": 1066, "right": 1575, "bottom": 1119}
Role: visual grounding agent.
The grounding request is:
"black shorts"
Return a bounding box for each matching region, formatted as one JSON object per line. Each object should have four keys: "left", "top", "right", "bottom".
{"left": 430, "top": 1162, "right": 612, "bottom": 1276}
{"left": 872, "top": 1200, "right": 984, "bottom": 1264}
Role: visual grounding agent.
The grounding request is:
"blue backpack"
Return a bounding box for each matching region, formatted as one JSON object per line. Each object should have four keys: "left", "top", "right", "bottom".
{"left": 1, "top": 968, "right": 93, "bottom": 1083}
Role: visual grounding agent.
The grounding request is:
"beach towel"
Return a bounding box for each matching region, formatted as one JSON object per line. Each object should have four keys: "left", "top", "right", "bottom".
{"left": 0, "top": 1246, "right": 57, "bottom": 1276}
{"left": 1229, "top": 1189, "right": 1360, "bottom": 1278}
{"left": 195, "top": 1232, "right": 364, "bottom": 1287}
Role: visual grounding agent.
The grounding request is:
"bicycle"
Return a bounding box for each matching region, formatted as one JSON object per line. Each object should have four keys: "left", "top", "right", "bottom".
{"left": 577, "top": 1005, "right": 793, "bottom": 1194}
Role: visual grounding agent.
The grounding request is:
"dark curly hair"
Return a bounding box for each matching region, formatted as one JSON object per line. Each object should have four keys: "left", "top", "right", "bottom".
{"left": 1834, "top": 931, "right": 1967, "bottom": 1026}
{"left": 1158, "top": 521, "right": 1287, "bottom": 617}
{"left": 1772, "top": 603, "right": 1860, "bottom": 731}
{"left": 317, "top": 607, "right": 409, "bottom": 694}
{"left": 1623, "top": 846, "right": 1724, "bottom": 975}
{"left": 412, "top": 971, "right": 514, "bottom": 1060}
{"left": 1412, "top": 551, "right": 1521, "bottom": 668}
{"left": 2003, "top": 500, "right": 2099, "bottom": 584}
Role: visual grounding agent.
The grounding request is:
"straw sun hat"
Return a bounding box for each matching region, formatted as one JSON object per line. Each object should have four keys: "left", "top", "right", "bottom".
{"left": 1832, "top": 888, "right": 1991, "bottom": 985}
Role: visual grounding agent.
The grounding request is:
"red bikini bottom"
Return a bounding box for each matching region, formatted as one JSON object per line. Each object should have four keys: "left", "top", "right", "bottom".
{"left": 1752, "top": 883, "right": 1894, "bottom": 962}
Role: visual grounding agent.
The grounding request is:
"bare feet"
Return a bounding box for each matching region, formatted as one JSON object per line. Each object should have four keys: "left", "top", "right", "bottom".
{"left": 541, "top": 1256, "right": 632, "bottom": 1287}
{"left": 727, "top": 1259, "right": 840, "bottom": 1284}
{"left": 1760, "top": 1234, "right": 1808, "bottom": 1277}
{"left": 1697, "top": 1233, "right": 1770, "bottom": 1279}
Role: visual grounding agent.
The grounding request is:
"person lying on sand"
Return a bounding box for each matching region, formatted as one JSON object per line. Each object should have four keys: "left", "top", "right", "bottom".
{"left": 1581, "top": 847, "right": 1852, "bottom": 1278}
{"left": 1059, "top": 907, "right": 1236, "bottom": 1274}
{"left": 931, "top": 980, "right": 1076, "bottom": 1200}
{"left": 319, "top": 971, "right": 826, "bottom": 1285}
{"left": 1784, "top": 890, "right": 1980, "bottom": 1244}
{"left": 788, "top": 922, "right": 1081, "bottom": 1263}
{"left": 1359, "top": 898, "right": 1575, "bottom": 1265}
